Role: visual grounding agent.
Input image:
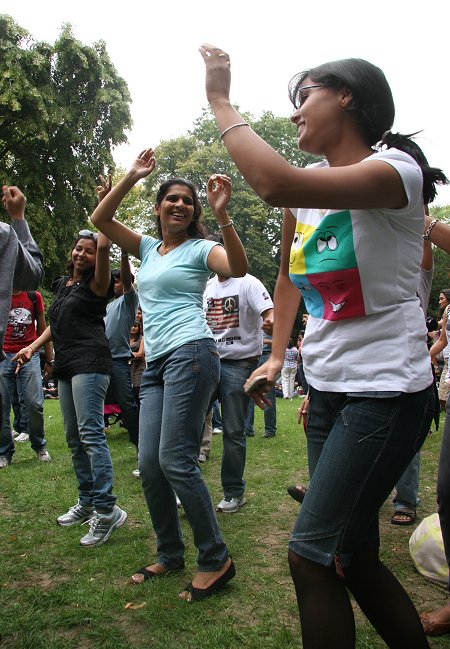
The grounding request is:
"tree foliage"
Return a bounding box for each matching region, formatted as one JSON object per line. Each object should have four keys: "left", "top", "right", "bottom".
{"left": 0, "top": 15, "right": 132, "bottom": 285}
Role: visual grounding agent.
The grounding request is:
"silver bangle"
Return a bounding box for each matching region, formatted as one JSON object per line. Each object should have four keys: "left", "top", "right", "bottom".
{"left": 423, "top": 219, "right": 438, "bottom": 240}
{"left": 218, "top": 220, "right": 234, "bottom": 229}
{"left": 220, "top": 122, "right": 249, "bottom": 141}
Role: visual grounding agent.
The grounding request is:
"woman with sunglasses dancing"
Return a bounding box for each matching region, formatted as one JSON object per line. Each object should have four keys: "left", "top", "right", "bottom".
{"left": 14, "top": 184, "right": 127, "bottom": 548}
{"left": 199, "top": 45, "right": 448, "bottom": 648}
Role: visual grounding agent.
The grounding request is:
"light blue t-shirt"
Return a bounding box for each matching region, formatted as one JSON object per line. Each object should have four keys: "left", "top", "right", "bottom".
{"left": 104, "top": 286, "right": 139, "bottom": 359}
{"left": 138, "top": 236, "right": 217, "bottom": 361}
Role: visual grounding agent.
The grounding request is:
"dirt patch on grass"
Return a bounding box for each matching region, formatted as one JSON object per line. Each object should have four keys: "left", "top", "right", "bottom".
{"left": 4, "top": 568, "right": 70, "bottom": 590}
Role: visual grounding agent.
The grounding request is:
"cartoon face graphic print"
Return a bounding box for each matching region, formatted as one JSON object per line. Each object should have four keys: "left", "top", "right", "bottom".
{"left": 8, "top": 307, "right": 33, "bottom": 340}
{"left": 289, "top": 210, "right": 365, "bottom": 321}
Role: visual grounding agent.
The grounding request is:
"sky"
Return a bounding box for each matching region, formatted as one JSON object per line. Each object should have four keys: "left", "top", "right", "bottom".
{"left": 3, "top": 0, "right": 450, "bottom": 205}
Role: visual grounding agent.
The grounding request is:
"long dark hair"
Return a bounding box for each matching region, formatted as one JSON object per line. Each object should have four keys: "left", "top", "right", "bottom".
{"left": 155, "top": 178, "right": 207, "bottom": 240}
{"left": 289, "top": 58, "right": 448, "bottom": 204}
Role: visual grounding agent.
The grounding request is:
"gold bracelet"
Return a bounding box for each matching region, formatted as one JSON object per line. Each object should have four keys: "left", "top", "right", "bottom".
{"left": 220, "top": 122, "right": 249, "bottom": 141}
{"left": 218, "top": 220, "right": 234, "bottom": 229}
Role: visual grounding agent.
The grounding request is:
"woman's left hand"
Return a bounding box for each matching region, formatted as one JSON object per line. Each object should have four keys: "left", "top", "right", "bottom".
{"left": 12, "top": 346, "right": 34, "bottom": 374}
{"left": 207, "top": 174, "right": 232, "bottom": 220}
{"left": 198, "top": 43, "right": 231, "bottom": 108}
{"left": 97, "top": 174, "right": 112, "bottom": 203}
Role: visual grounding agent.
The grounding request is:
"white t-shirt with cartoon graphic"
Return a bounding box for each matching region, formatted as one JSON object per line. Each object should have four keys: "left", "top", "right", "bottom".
{"left": 204, "top": 274, "right": 273, "bottom": 360}
{"left": 289, "top": 148, "right": 432, "bottom": 393}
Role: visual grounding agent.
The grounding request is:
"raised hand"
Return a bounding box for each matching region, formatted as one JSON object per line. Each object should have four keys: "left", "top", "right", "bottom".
{"left": 2, "top": 185, "right": 26, "bottom": 220}
{"left": 198, "top": 43, "right": 231, "bottom": 108}
{"left": 97, "top": 174, "right": 112, "bottom": 203}
{"left": 129, "top": 148, "right": 156, "bottom": 180}
{"left": 207, "top": 174, "right": 232, "bottom": 219}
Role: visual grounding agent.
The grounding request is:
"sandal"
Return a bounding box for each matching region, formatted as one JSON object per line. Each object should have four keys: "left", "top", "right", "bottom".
{"left": 287, "top": 485, "right": 308, "bottom": 504}
{"left": 130, "top": 561, "right": 184, "bottom": 584}
{"left": 180, "top": 559, "right": 236, "bottom": 602}
{"left": 391, "top": 510, "right": 416, "bottom": 526}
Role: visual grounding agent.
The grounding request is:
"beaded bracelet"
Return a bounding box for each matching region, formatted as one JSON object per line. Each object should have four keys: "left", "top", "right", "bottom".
{"left": 423, "top": 219, "right": 438, "bottom": 241}
{"left": 218, "top": 220, "right": 234, "bottom": 229}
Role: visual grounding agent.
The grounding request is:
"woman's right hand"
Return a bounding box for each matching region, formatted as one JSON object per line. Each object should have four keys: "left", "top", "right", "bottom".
{"left": 128, "top": 148, "right": 156, "bottom": 180}
{"left": 198, "top": 43, "right": 231, "bottom": 109}
{"left": 12, "top": 346, "right": 34, "bottom": 374}
{"left": 244, "top": 358, "right": 282, "bottom": 409}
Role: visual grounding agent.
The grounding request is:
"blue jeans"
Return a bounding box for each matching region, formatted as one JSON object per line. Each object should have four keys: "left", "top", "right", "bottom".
{"left": 244, "top": 352, "right": 277, "bottom": 436}
{"left": 0, "top": 353, "right": 46, "bottom": 457}
{"left": 212, "top": 400, "right": 223, "bottom": 430}
{"left": 289, "top": 384, "right": 435, "bottom": 568}
{"left": 214, "top": 358, "right": 258, "bottom": 498}
{"left": 437, "top": 398, "right": 450, "bottom": 590}
{"left": 393, "top": 451, "right": 420, "bottom": 512}
{"left": 58, "top": 373, "right": 116, "bottom": 513}
{"left": 107, "top": 357, "right": 140, "bottom": 448}
{"left": 12, "top": 383, "right": 27, "bottom": 434}
{"left": 138, "top": 339, "right": 228, "bottom": 571}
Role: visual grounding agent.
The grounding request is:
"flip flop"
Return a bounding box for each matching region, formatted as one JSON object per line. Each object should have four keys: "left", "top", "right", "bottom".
{"left": 181, "top": 559, "right": 236, "bottom": 602}
{"left": 391, "top": 510, "right": 416, "bottom": 526}
{"left": 287, "top": 485, "right": 308, "bottom": 504}
{"left": 130, "top": 561, "right": 184, "bottom": 584}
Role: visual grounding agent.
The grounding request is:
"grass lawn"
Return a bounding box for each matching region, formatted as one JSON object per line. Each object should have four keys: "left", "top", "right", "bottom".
{"left": 1, "top": 397, "right": 449, "bottom": 648}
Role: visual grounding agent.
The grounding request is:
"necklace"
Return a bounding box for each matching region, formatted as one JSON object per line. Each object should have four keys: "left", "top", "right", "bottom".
{"left": 160, "top": 240, "right": 187, "bottom": 256}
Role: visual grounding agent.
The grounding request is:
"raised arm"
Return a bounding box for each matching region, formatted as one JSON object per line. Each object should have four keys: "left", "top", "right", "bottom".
{"left": 198, "top": 45, "right": 406, "bottom": 210}
{"left": 2, "top": 186, "right": 44, "bottom": 289}
{"left": 205, "top": 174, "right": 248, "bottom": 277}
{"left": 119, "top": 250, "right": 133, "bottom": 293}
{"left": 90, "top": 150, "right": 156, "bottom": 258}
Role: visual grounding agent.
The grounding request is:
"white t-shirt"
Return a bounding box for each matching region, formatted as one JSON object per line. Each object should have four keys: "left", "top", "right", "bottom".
{"left": 288, "top": 148, "right": 432, "bottom": 393}
{"left": 203, "top": 274, "right": 273, "bottom": 360}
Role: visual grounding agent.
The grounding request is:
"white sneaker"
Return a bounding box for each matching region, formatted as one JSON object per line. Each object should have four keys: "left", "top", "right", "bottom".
{"left": 79, "top": 505, "right": 127, "bottom": 547}
{"left": 16, "top": 433, "right": 29, "bottom": 442}
{"left": 198, "top": 452, "right": 207, "bottom": 463}
{"left": 37, "top": 449, "right": 51, "bottom": 462}
{"left": 216, "top": 495, "right": 246, "bottom": 513}
{"left": 131, "top": 468, "right": 141, "bottom": 478}
{"left": 0, "top": 456, "right": 11, "bottom": 469}
{"left": 212, "top": 427, "right": 222, "bottom": 435}
{"left": 175, "top": 494, "right": 182, "bottom": 509}
{"left": 12, "top": 430, "right": 21, "bottom": 439}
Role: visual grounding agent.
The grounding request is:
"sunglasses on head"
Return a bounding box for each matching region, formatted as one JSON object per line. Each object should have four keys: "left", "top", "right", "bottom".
{"left": 78, "top": 229, "right": 98, "bottom": 240}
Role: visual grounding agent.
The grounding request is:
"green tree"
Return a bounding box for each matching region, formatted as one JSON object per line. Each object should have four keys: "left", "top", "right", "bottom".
{"left": 0, "top": 15, "right": 132, "bottom": 285}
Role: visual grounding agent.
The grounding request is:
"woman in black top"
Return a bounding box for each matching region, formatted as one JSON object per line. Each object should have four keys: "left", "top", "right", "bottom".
{"left": 15, "top": 217, "right": 127, "bottom": 548}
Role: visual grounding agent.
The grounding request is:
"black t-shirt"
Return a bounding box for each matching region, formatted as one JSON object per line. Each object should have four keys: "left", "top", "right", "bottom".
{"left": 49, "top": 275, "right": 114, "bottom": 379}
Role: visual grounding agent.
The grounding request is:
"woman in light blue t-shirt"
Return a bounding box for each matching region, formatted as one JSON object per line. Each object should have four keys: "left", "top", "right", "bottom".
{"left": 91, "top": 156, "right": 247, "bottom": 602}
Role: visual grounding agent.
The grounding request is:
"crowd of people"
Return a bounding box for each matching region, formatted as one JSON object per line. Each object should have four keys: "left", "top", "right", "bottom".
{"left": 1, "top": 43, "right": 450, "bottom": 647}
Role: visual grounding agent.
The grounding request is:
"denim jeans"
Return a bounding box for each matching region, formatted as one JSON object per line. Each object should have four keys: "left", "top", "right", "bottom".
{"left": 289, "top": 384, "right": 435, "bottom": 568}
{"left": 214, "top": 358, "right": 258, "bottom": 498}
{"left": 437, "top": 397, "right": 450, "bottom": 591}
{"left": 138, "top": 339, "right": 228, "bottom": 571}
{"left": 244, "top": 352, "right": 276, "bottom": 436}
{"left": 12, "top": 383, "right": 27, "bottom": 434}
{"left": 212, "top": 400, "right": 223, "bottom": 430}
{"left": 0, "top": 353, "right": 46, "bottom": 457}
{"left": 58, "top": 373, "right": 116, "bottom": 513}
{"left": 393, "top": 451, "right": 420, "bottom": 512}
{"left": 107, "top": 357, "right": 140, "bottom": 448}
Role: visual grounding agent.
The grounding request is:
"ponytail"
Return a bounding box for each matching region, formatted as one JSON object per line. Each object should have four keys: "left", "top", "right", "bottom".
{"left": 379, "top": 131, "right": 448, "bottom": 204}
